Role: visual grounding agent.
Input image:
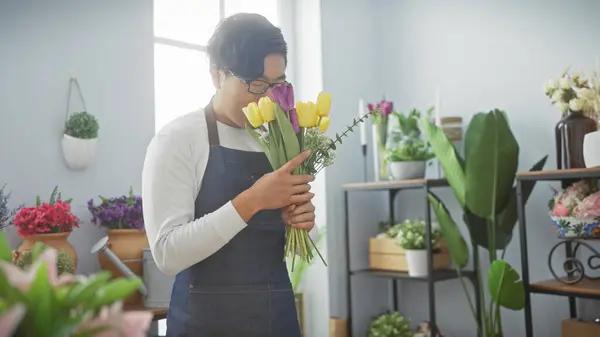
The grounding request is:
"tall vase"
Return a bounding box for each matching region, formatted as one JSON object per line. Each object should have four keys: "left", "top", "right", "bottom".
{"left": 372, "top": 122, "right": 388, "bottom": 181}
{"left": 17, "top": 232, "right": 78, "bottom": 271}
{"left": 555, "top": 111, "right": 597, "bottom": 169}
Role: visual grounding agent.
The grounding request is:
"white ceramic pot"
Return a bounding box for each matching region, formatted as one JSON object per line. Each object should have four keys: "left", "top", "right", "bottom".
{"left": 584, "top": 130, "right": 600, "bottom": 168}
{"left": 405, "top": 249, "right": 428, "bottom": 277}
{"left": 389, "top": 161, "right": 426, "bottom": 180}
{"left": 61, "top": 133, "right": 97, "bottom": 170}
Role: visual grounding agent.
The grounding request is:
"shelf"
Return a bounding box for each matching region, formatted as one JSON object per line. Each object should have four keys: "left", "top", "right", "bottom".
{"left": 350, "top": 268, "right": 474, "bottom": 282}
{"left": 123, "top": 305, "right": 168, "bottom": 320}
{"left": 517, "top": 167, "right": 600, "bottom": 181}
{"left": 529, "top": 278, "right": 600, "bottom": 300}
{"left": 342, "top": 178, "right": 448, "bottom": 191}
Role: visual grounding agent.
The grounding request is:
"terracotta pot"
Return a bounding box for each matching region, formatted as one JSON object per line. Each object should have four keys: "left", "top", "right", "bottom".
{"left": 98, "top": 229, "right": 149, "bottom": 305}
{"left": 18, "top": 232, "right": 78, "bottom": 271}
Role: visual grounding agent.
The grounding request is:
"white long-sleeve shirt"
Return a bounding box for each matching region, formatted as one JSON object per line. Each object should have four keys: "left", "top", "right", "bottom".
{"left": 142, "top": 107, "right": 263, "bottom": 276}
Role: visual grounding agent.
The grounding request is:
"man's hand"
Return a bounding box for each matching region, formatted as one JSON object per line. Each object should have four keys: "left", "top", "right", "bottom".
{"left": 282, "top": 200, "right": 315, "bottom": 231}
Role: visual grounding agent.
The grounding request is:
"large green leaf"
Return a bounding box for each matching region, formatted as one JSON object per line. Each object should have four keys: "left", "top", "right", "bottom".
{"left": 488, "top": 260, "right": 525, "bottom": 310}
{"left": 420, "top": 117, "right": 466, "bottom": 207}
{"left": 465, "top": 156, "right": 548, "bottom": 249}
{"left": 274, "top": 105, "right": 300, "bottom": 165}
{"left": 464, "top": 110, "right": 518, "bottom": 220}
{"left": 91, "top": 277, "right": 143, "bottom": 308}
{"left": 428, "top": 192, "right": 469, "bottom": 268}
{"left": 27, "top": 263, "right": 53, "bottom": 337}
{"left": 0, "top": 232, "right": 11, "bottom": 262}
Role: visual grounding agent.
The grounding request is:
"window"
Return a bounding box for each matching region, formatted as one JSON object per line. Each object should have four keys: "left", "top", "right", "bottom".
{"left": 154, "top": 0, "right": 280, "bottom": 133}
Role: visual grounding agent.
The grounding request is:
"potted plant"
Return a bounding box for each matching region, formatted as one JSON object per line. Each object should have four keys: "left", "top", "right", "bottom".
{"left": 549, "top": 180, "right": 600, "bottom": 238}
{"left": 12, "top": 241, "right": 75, "bottom": 275}
{"left": 386, "top": 108, "right": 435, "bottom": 180}
{"left": 544, "top": 70, "right": 598, "bottom": 169}
{"left": 420, "top": 109, "right": 547, "bottom": 337}
{"left": 367, "top": 99, "right": 394, "bottom": 181}
{"left": 13, "top": 186, "right": 79, "bottom": 270}
{"left": 88, "top": 187, "right": 147, "bottom": 305}
{"left": 396, "top": 219, "right": 440, "bottom": 277}
{"left": 0, "top": 184, "right": 21, "bottom": 231}
{"left": 62, "top": 110, "right": 99, "bottom": 170}
{"left": 0, "top": 232, "right": 152, "bottom": 337}
{"left": 367, "top": 311, "right": 412, "bottom": 337}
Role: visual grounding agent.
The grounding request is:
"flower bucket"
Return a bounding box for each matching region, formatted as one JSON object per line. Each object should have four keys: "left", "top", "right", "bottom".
{"left": 550, "top": 215, "right": 600, "bottom": 238}
{"left": 405, "top": 249, "right": 428, "bottom": 277}
{"left": 62, "top": 134, "right": 98, "bottom": 170}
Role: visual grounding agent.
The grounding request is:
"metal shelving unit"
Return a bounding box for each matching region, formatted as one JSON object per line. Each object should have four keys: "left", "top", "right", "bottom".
{"left": 516, "top": 167, "right": 600, "bottom": 337}
{"left": 342, "top": 178, "right": 478, "bottom": 337}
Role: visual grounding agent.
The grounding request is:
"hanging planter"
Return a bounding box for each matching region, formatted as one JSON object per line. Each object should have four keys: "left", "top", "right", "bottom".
{"left": 61, "top": 77, "right": 99, "bottom": 170}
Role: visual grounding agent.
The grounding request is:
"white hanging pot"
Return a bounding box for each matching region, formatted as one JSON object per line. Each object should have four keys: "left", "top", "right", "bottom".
{"left": 405, "top": 249, "right": 428, "bottom": 277}
{"left": 62, "top": 134, "right": 97, "bottom": 170}
{"left": 389, "top": 161, "right": 426, "bottom": 180}
{"left": 584, "top": 130, "right": 600, "bottom": 168}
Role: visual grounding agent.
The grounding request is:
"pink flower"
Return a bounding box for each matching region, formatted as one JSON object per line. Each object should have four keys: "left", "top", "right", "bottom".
{"left": 574, "top": 191, "right": 600, "bottom": 219}
{"left": 0, "top": 305, "right": 25, "bottom": 337}
{"left": 77, "top": 302, "right": 152, "bottom": 337}
{"left": 552, "top": 202, "right": 570, "bottom": 217}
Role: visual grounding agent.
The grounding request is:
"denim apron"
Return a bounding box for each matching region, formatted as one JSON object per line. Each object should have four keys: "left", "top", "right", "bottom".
{"left": 166, "top": 102, "right": 301, "bottom": 337}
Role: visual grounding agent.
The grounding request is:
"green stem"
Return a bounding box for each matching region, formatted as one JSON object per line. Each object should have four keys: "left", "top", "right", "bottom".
{"left": 457, "top": 268, "right": 478, "bottom": 323}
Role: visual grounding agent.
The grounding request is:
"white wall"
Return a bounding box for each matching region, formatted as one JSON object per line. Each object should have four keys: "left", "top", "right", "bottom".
{"left": 0, "top": 0, "right": 155, "bottom": 275}
{"left": 322, "top": 0, "right": 600, "bottom": 336}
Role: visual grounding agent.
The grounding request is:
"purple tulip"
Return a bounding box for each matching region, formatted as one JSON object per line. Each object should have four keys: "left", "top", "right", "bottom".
{"left": 269, "top": 83, "right": 295, "bottom": 112}
{"left": 289, "top": 108, "right": 300, "bottom": 133}
{"left": 379, "top": 100, "right": 394, "bottom": 116}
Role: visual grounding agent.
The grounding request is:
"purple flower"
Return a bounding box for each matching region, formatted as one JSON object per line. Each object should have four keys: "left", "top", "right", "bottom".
{"left": 379, "top": 100, "right": 394, "bottom": 116}
{"left": 87, "top": 192, "right": 144, "bottom": 230}
{"left": 289, "top": 108, "right": 300, "bottom": 133}
{"left": 269, "top": 83, "right": 295, "bottom": 112}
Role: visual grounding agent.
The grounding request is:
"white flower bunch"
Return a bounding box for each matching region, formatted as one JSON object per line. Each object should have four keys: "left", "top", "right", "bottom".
{"left": 544, "top": 69, "right": 600, "bottom": 120}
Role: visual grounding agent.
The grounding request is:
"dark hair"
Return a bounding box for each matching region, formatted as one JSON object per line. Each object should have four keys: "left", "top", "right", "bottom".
{"left": 207, "top": 13, "right": 287, "bottom": 81}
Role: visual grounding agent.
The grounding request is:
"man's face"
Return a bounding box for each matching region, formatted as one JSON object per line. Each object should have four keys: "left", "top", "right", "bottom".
{"left": 218, "top": 53, "right": 287, "bottom": 126}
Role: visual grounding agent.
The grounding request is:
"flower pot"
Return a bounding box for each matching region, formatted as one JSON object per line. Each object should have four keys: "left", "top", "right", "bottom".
{"left": 550, "top": 216, "right": 600, "bottom": 238}
{"left": 98, "top": 229, "right": 149, "bottom": 305}
{"left": 555, "top": 112, "right": 597, "bottom": 169}
{"left": 61, "top": 133, "right": 98, "bottom": 170}
{"left": 17, "top": 232, "right": 78, "bottom": 271}
{"left": 584, "top": 130, "right": 600, "bottom": 168}
{"left": 405, "top": 249, "right": 428, "bottom": 277}
{"left": 389, "top": 161, "right": 426, "bottom": 180}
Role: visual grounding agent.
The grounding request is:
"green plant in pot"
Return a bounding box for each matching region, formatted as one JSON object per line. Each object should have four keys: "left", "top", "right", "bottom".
{"left": 387, "top": 108, "right": 434, "bottom": 180}
{"left": 396, "top": 219, "right": 440, "bottom": 277}
{"left": 419, "top": 109, "right": 547, "bottom": 337}
{"left": 367, "top": 311, "right": 412, "bottom": 337}
{"left": 62, "top": 111, "right": 100, "bottom": 170}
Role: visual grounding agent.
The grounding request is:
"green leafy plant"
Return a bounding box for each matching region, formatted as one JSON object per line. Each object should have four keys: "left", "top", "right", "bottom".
{"left": 386, "top": 140, "right": 434, "bottom": 162}
{"left": 396, "top": 219, "right": 440, "bottom": 250}
{"left": 367, "top": 311, "right": 412, "bottom": 337}
{"left": 387, "top": 108, "right": 435, "bottom": 162}
{"left": 13, "top": 242, "right": 75, "bottom": 275}
{"left": 0, "top": 232, "right": 151, "bottom": 337}
{"left": 64, "top": 111, "right": 99, "bottom": 139}
{"left": 420, "top": 109, "right": 547, "bottom": 337}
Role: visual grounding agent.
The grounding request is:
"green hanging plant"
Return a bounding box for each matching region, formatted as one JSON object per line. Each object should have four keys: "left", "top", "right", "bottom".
{"left": 64, "top": 111, "right": 99, "bottom": 139}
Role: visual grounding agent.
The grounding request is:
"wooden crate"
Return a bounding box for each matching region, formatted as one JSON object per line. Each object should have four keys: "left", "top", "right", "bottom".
{"left": 562, "top": 319, "right": 600, "bottom": 337}
{"left": 329, "top": 317, "right": 348, "bottom": 337}
{"left": 368, "top": 237, "right": 451, "bottom": 272}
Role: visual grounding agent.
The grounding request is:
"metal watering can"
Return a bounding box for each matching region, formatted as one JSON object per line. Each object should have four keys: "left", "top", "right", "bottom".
{"left": 91, "top": 236, "right": 174, "bottom": 308}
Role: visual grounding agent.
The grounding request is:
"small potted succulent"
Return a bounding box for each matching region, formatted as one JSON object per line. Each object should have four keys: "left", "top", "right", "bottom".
{"left": 549, "top": 180, "right": 600, "bottom": 238}
{"left": 13, "top": 186, "right": 79, "bottom": 269}
{"left": 386, "top": 108, "right": 434, "bottom": 180}
{"left": 396, "top": 219, "right": 440, "bottom": 277}
{"left": 62, "top": 110, "right": 99, "bottom": 170}
{"left": 12, "top": 242, "right": 75, "bottom": 275}
{"left": 88, "top": 187, "right": 147, "bottom": 305}
{"left": 367, "top": 311, "right": 412, "bottom": 337}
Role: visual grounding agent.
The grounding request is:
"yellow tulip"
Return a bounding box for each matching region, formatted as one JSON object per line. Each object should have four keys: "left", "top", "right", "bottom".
{"left": 316, "top": 91, "right": 332, "bottom": 116}
{"left": 258, "top": 96, "right": 275, "bottom": 122}
{"left": 243, "top": 102, "right": 264, "bottom": 128}
{"left": 319, "top": 116, "right": 330, "bottom": 133}
{"left": 296, "top": 101, "right": 319, "bottom": 128}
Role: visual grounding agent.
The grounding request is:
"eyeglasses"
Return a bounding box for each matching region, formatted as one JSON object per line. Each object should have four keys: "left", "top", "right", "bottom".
{"left": 227, "top": 70, "right": 288, "bottom": 95}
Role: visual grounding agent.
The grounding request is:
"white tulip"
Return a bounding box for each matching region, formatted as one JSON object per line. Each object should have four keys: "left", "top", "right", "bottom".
{"left": 569, "top": 98, "right": 583, "bottom": 112}
{"left": 552, "top": 89, "right": 564, "bottom": 102}
{"left": 544, "top": 80, "right": 557, "bottom": 95}
{"left": 555, "top": 102, "right": 569, "bottom": 113}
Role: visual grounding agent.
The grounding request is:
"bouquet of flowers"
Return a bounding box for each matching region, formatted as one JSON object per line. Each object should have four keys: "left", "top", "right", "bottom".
{"left": 13, "top": 186, "right": 79, "bottom": 237}
{"left": 243, "top": 83, "right": 370, "bottom": 267}
{"left": 87, "top": 187, "right": 144, "bottom": 230}
{"left": 544, "top": 69, "right": 600, "bottom": 120}
{"left": 0, "top": 233, "right": 151, "bottom": 337}
{"left": 549, "top": 180, "right": 600, "bottom": 237}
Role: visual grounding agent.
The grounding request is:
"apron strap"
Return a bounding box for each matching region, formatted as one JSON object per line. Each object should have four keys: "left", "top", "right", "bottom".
{"left": 204, "top": 100, "right": 220, "bottom": 147}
